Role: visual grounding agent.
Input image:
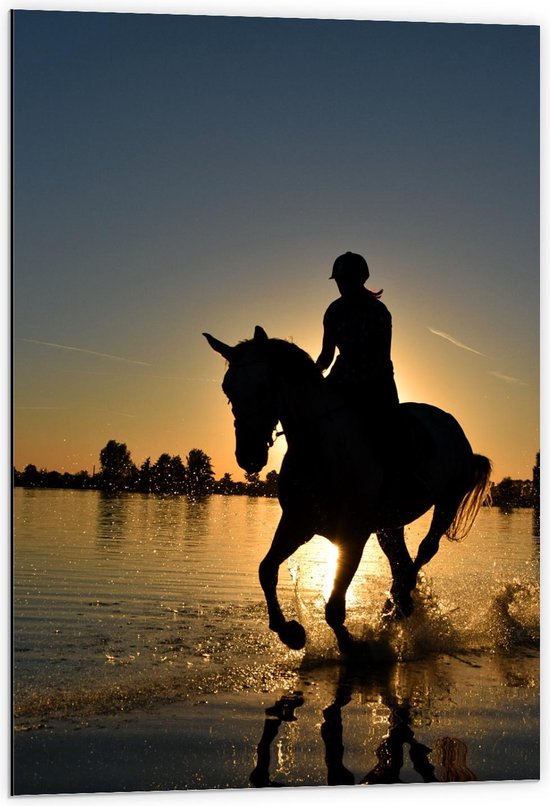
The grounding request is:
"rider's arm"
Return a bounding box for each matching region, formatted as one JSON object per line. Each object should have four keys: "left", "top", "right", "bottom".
{"left": 316, "top": 325, "right": 336, "bottom": 372}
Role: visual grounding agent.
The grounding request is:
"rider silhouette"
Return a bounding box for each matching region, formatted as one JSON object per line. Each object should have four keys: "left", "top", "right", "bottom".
{"left": 316, "top": 252, "right": 399, "bottom": 425}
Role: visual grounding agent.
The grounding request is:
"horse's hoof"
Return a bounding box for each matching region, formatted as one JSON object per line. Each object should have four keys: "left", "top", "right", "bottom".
{"left": 278, "top": 620, "right": 306, "bottom": 650}
{"left": 395, "top": 597, "right": 414, "bottom": 618}
{"left": 384, "top": 592, "right": 414, "bottom": 620}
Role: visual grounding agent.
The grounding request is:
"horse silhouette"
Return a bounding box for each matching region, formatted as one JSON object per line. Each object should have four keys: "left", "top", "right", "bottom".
{"left": 205, "top": 326, "right": 491, "bottom": 653}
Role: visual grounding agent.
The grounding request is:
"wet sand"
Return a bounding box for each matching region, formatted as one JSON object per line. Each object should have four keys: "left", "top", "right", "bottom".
{"left": 13, "top": 652, "right": 539, "bottom": 796}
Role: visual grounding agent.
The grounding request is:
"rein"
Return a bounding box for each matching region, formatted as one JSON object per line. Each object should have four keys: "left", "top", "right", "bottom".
{"left": 236, "top": 345, "right": 351, "bottom": 448}
{"left": 270, "top": 401, "right": 349, "bottom": 446}
{"left": 271, "top": 429, "right": 285, "bottom": 444}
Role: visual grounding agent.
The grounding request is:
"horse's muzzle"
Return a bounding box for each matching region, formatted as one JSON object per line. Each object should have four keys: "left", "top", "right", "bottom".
{"left": 235, "top": 427, "right": 270, "bottom": 473}
{"left": 236, "top": 447, "right": 269, "bottom": 474}
{"left": 240, "top": 459, "right": 266, "bottom": 474}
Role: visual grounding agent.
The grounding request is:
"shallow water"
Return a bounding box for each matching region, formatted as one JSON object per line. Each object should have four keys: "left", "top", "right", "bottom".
{"left": 12, "top": 489, "right": 540, "bottom": 791}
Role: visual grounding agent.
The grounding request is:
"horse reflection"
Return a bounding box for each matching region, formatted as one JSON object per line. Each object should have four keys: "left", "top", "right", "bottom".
{"left": 249, "top": 693, "right": 305, "bottom": 788}
{"left": 249, "top": 667, "right": 476, "bottom": 787}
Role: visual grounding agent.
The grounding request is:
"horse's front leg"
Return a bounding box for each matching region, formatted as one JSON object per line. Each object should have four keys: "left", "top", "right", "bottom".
{"left": 325, "top": 539, "right": 366, "bottom": 653}
{"left": 259, "top": 513, "right": 314, "bottom": 650}
{"left": 376, "top": 527, "right": 416, "bottom": 618}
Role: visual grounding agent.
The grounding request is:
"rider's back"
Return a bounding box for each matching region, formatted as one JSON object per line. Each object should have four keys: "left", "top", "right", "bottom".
{"left": 324, "top": 288, "right": 394, "bottom": 392}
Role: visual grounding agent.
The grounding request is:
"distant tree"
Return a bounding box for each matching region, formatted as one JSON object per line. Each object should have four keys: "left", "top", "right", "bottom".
{"left": 137, "top": 457, "right": 153, "bottom": 493}
{"left": 491, "top": 477, "right": 535, "bottom": 509}
{"left": 63, "top": 472, "right": 75, "bottom": 488}
{"left": 186, "top": 449, "right": 215, "bottom": 498}
{"left": 169, "top": 455, "right": 187, "bottom": 494}
{"left": 128, "top": 463, "right": 139, "bottom": 490}
{"left": 217, "top": 472, "right": 234, "bottom": 495}
{"left": 72, "top": 470, "right": 91, "bottom": 490}
{"left": 151, "top": 453, "right": 173, "bottom": 494}
{"left": 533, "top": 452, "right": 540, "bottom": 507}
{"left": 154, "top": 453, "right": 187, "bottom": 495}
{"left": 245, "top": 471, "right": 262, "bottom": 496}
{"left": 264, "top": 469, "right": 279, "bottom": 498}
{"left": 99, "top": 440, "right": 135, "bottom": 493}
{"left": 21, "top": 464, "right": 41, "bottom": 487}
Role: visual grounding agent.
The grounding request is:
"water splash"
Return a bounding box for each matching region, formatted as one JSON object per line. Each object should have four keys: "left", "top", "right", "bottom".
{"left": 290, "top": 562, "right": 540, "bottom": 664}
{"left": 489, "top": 579, "right": 540, "bottom": 651}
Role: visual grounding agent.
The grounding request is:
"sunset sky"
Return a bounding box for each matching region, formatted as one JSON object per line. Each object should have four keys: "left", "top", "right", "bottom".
{"left": 12, "top": 5, "right": 540, "bottom": 483}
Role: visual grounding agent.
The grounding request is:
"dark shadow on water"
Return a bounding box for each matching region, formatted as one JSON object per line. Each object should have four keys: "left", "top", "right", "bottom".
{"left": 249, "top": 663, "right": 477, "bottom": 787}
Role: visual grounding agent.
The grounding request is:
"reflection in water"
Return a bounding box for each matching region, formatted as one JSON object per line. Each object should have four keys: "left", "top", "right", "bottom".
{"left": 249, "top": 693, "right": 305, "bottom": 787}
{"left": 96, "top": 492, "right": 130, "bottom": 543}
{"left": 13, "top": 493, "right": 539, "bottom": 759}
{"left": 431, "top": 737, "right": 477, "bottom": 782}
{"left": 250, "top": 664, "right": 477, "bottom": 787}
{"left": 13, "top": 492, "right": 539, "bottom": 789}
{"left": 358, "top": 701, "right": 438, "bottom": 785}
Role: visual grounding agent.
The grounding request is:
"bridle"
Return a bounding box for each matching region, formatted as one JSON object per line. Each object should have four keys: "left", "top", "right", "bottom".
{"left": 227, "top": 356, "right": 349, "bottom": 452}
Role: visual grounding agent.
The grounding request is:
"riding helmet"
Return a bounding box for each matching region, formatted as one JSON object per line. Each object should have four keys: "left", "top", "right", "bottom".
{"left": 330, "top": 252, "right": 370, "bottom": 283}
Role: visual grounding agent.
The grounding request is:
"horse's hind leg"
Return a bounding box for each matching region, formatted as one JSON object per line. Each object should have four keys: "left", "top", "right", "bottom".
{"left": 413, "top": 499, "right": 461, "bottom": 574}
{"left": 377, "top": 527, "right": 416, "bottom": 617}
{"left": 259, "top": 512, "right": 314, "bottom": 650}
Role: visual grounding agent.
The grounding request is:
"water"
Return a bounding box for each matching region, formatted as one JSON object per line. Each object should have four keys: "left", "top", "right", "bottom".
{"left": 12, "top": 489, "right": 540, "bottom": 791}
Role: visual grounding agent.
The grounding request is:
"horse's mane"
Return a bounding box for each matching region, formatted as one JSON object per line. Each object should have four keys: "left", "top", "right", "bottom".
{"left": 268, "top": 339, "right": 324, "bottom": 385}
{"left": 233, "top": 337, "right": 324, "bottom": 387}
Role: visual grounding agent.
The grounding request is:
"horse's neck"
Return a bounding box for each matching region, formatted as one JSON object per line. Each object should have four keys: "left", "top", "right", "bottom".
{"left": 277, "top": 375, "right": 381, "bottom": 482}
{"left": 277, "top": 376, "right": 356, "bottom": 448}
{"left": 277, "top": 376, "right": 329, "bottom": 443}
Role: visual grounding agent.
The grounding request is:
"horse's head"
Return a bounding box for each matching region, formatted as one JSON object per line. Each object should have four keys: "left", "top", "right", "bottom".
{"left": 204, "top": 326, "right": 278, "bottom": 474}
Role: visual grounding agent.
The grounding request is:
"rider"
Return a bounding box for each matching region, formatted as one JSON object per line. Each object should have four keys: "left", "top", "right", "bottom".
{"left": 316, "top": 251, "right": 399, "bottom": 424}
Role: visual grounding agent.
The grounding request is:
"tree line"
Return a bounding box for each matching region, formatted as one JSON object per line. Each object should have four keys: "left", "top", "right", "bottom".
{"left": 489, "top": 452, "right": 540, "bottom": 510}
{"left": 489, "top": 477, "right": 538, "bottom": 510}
{"left": 13, "top": 439, "right": 279, "bottom": 498}
{"left": 13, "top": 440, "right": 540, "bottom": 509}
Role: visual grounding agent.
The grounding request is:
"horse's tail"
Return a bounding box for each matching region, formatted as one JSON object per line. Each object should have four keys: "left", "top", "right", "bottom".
{"left": 446, "top": 454, "right": 492, "bottom": 542}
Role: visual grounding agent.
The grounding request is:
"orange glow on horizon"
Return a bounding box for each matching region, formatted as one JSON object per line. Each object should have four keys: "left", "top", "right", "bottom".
{"left": 13, "top": 302, "right": 538, "bottom": 486}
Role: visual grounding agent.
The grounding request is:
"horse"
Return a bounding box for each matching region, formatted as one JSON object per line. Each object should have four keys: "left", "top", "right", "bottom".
{"left": 204, "top": 326, "right": 492, "bottom": 654}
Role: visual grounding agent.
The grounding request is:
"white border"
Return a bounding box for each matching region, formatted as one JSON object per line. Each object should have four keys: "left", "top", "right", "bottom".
{"left": 3, "top": 2, "right": 547, "bottom": 805}
{"left": 2, "top": 0, "right": 546, "bottom": 24}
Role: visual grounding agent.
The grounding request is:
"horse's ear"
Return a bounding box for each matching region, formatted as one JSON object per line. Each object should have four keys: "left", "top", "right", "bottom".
{"left": 254, "top": 325, "right": 268, "bottom": 343}
{"left": 203, "top": 333, "right": 234, "bottom": 361}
